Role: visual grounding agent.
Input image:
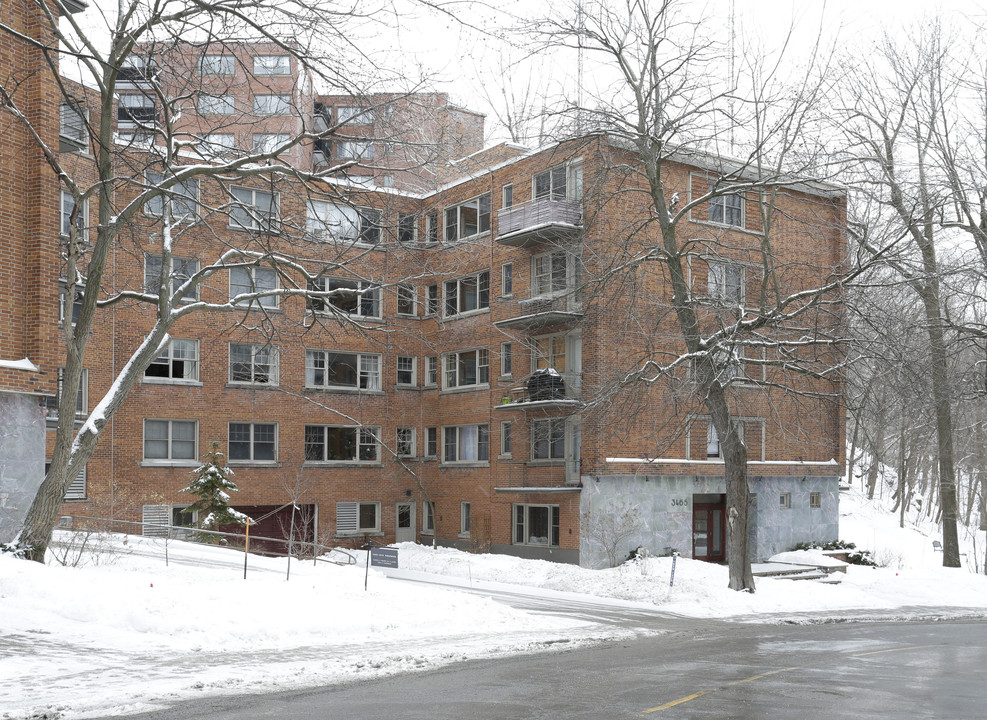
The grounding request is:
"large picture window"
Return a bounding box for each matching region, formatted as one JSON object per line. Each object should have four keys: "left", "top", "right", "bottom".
{"left": 305, "top": 350, "right": 380, "bottom": 391}
{"left": 305, "top": 425, "right": 380, "bottom": 462}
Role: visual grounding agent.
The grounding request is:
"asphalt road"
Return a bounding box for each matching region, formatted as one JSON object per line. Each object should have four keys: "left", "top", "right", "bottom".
{"left": 111, "top": 614, "right": 987, "bottom": 719}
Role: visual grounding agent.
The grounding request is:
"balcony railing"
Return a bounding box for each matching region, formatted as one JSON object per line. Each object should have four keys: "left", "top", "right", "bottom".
{"left": 496, "top": 372, "right": 582, "bottom": 411}
{"left": 496, "top": 198, "right": 582, "bottom": 248}
{"left": 494, "top": 294, "right": 583, "bottom": 331}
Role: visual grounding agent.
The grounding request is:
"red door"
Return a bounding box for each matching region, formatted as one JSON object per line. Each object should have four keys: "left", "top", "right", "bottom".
{"left": 693, "top": 502, "right": 726, "bottom": 563}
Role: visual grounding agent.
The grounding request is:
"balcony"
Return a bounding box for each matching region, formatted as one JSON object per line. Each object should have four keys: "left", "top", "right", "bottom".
{"left": 494, "top": 295, "right": 583, "bottom": 331}
{"left": 496, "top": 370, "right": 582, "bottom": 411}
{"left": 496, "top": 198, "right": 582, "bottom": 248}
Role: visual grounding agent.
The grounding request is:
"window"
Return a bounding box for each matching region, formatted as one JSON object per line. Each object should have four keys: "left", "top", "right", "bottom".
{"left": 500, "top": 342, "right": 512, "bottom": 376}
{"left": 58, "top": 283, "right": 83, "bottom": 326}
{"left": 146, "top": 172, "right": 198, "bottom": 220}
{"left": 425, "top": 284, "right": 439, "bottom": 316}
{"left": 396, "top": 356, "right": 416, "bottom": 386}
{"left": 425, "top": 212, "right": 439, "bottom": 244}
{"left": 198, "top": 94, "right": 235, "bottom": 115}
{"left": 444, "top": 271, "right": 489, "bottom": 317}
{"left": 64, "top": 466, "right": 87, "bottom": 501}
{"left": 336, "top": 501, "right": 380, "bottom": 534}
{"left": 443, "top": 424, "right": 489, "bottom": 463}
{"left": 145, "top": 254, "right": 200, "bottom": 300}
{"left": 60, "top": 102, "right": 87, "bottom": 152}
{"left": 500, "top": 421, "right": 512, "bottom": 457}
{"left": 145, "top": 339, "right": 198, "bottom": 382}
{"left": 253, "top": 55, "right": 290, "bottom": 76}
{"left": 423, "top": 501, "right": 435, "bottom": 533}
{"left": 143, "top": 419, "right": 197, "bottom": 461}
{"left": 118, "top": 94, "right": 156, "bottom": 142}
{"left": 229, "top": 422, "right": 277, "bottom": 462}
{"left": 252, "top": 133, "right": 290, "bottom": 154}
{"left": 532, "top": 251, "right": 568, "bottom": 297}
{"left": 199, "top": 55, "right": 234, "bottom": 75}
{"left": 810, "top": 492, "right": 821, "bottom": 508}
{"left": 204, "top": 133, "right": 236, "bottom": 156}
{"left": 779, "top": 493, "right": 792, "bottom": 510}
{"left": 706, "top": 423, "right": 720, "bottom": 458}
{"left": 709, "top": 193, "right": 744, "bottom": 227}
{"left": 119, "top": 54, "right": 154, "bottom": 82}
{"left": 396, "top": 284, "right": 416, "bottom": 316}
{"left": 502, "top": 184, "right": 513, "bottom": 208}
{"left": 253, "top": 94, "right": 291, "bottom": 115}
{"left": 377, "top": 174, "right": 394, "bottom": 188}
{"left": 707, "top": 261, "right": 745, "bottom": 305}
{"left": 398, "top": 213, "right": 416, "bottom": 243}
{"left": 229, "top": 343, "right": 279, "bottom": 385}
{"left": 444, "top": 194, "right": 490, "bottom": 241}
{"left": 337, "top": 140, "right": 374, "bottom": 160}
{"left": 514, "top": 504, "right": 559, "bottom": 547}
{"left": 698, "top": 345, "right": 764, "bottom": 384}
{"left": 307, "top": 200, "right": 359, "bottom": 242}
{"left": 532, "top": 418, "right": 565, "bottom": 460}
{"left": 396, "top": 427, "right": 416, "bottom": 457}
{"left": 533, "top": 333, "right": 567, "bottom": 373}
{"left": 306, "top": 425, "right": 380, "bottom": 462}
{"left": 230, "top": 266, "right": 278, "bottom": 307}
{"left": 230, "top": 187, "right": 277, "bottom": 231}
{"left": 336, "top": 106, "right": 364, "bottom": 123}
{"left": 425, "top": 427, "right": 438, "bottom": 457}
{"left": 461, "top": 502, "right": 471, "bottom": 535}
{"left": 60, "top": 190, "right": 88, "bottom": 241}
{"left": 307, "top": 277, "right": 380, "bottom": 318}
{"left": 425, "top": 356, "right": 438, "bottom": 386}
{"left": 305, "top": 349, "right": 380, "bottom": 390}
{"left": 46, "top": 367, "right": 87, "bottom": 420}
{"left": 444, "top": 349, "right": 489, "bottom": 389}
{"left": 502, "top": 262, "right": 513, "bottom": 296}
{"left": 534, "top": 165, "right": 568, "bottom": 201}
{"left": 357, "top": 209, "right": 380, "bottom": 245}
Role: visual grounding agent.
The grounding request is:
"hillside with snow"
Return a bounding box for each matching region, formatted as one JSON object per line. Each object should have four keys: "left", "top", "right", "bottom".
{"left": 2, "top": 487, "right": 985, "bottom": 719}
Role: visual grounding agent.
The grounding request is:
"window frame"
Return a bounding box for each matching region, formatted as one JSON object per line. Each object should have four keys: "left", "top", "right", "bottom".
{"left": 443, "top": 270, "right": 490, "bottom": 318}
{"left": 513, "top": 503, "right": 560, "bottom": 547}
{"left": 809, "top": 492, "right": 821, "bottom": 509}
{"left": 398, "top": 213, "right": 417, "bottom": 243}
{"left": 396, "top": 284, "right": 416, "bottom": 316}
{"left": 228, "top": 343, "right": 279, "bottom": 386}
{"left": 425, "top": 427, "right": 438, "bottom": 458}
{"left": 305, "top": 349, "right": 381, "bottom": 391}
{"left": 145, "top": 172, "right": 199, "bottom": 222}
{"left": 533, "top": 165, "right": 568, "bottom": 201}
{"left": 422, "top": 501, "right": 435, "bottom": 534}
{"left": 460, "top": 502, "right": 471, "bottom": 536}
{"left": 531, "top": 250, "right": 570, "bottom": 298}
{"left": 252, "top": 94, "right": 291, "bottom": 116}
{"left": 425, "top": 212, "right": 440, "bottom": 244}
{"left": 253, "top": 54, "right": 290, "bottom": 76}
{"left": 230, "top": 266, "right": 278, "bottom": 308}
{"left": 707, "top": 260, "right": 746, "bottom": 306}
{"left": 425, "top": 356, "right": 438, "bottom": 387}
{"left": 396, "top": 355, "right": 417, "bottom": 387}
{"left": 199, "top": 54, "right": 235, "bottom": 76}
{"left": 60, "top": 189, "right": 88, "bottom": 242}
{"left": 228, "top": 422, "right": 278, "bottom": 463}
{"left": 501, "top": 262, "right": 513, "bottom": 297}
{"left": 144, "top": 339, "right": 199, "bottom": 384}
{"left": 47, "top": 367, "right": 87, "bottom": 421}
{"left": 336, "top": 501, "right": 381, "bottom": 535}
{"left": 500, "top": 420, "right": 512, "bottom": 458}
{"left": 502, "top": 183, "right": 514, "bottom": 208}
{"left": 779, "top": 493, "right": 792, "bottom": 510}
{"left": 708, "top": 192, "right": 745, "bottom": 228}
{"left": 336, "top": 140, "right": 374, "bottom": 160}
{"left": 531, "top": 418, "right": 566, "bottom": 461}
{"left": 307, "top": 276, "right": 381, "bottom": 319}
{"left": 142, "top": 419, "right": 198, "bottom": 463}
{"left": 305, "top": 425, "right": 381, "bottom": 464}
{"left": 442, "top": 423, "right": 489, "bottom": 464}
{"left": 198, "top": 94, "right": 236, "bottom": 115}
{"left": 443, "top": 193, "right": 491, "bottom": 242}
{"left": 59, "top": 102, "right": 87, "bottom": 153}
{"left": 396, "top": 427, "right": 416, "bottom": 457}
{"left": 443, "top": 348, "right": 489, "bottom": 390}
{"left": 500, "top": 342, "right": 513, "bottom": 377}
{"left": 229, "top": 186, "right": 277, "bottom": 232}
{"left": 144, "top": 253, "right": 200, "bottom": 301}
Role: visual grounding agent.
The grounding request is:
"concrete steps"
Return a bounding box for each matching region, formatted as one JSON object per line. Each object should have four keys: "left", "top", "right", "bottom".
{"left": 752, "top": 562, "right": 843, "bottom": 584}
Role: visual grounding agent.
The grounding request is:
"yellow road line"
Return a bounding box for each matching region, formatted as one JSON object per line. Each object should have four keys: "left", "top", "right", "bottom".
{"left": 642, "top": 644, "right": 936, "bottom": 714}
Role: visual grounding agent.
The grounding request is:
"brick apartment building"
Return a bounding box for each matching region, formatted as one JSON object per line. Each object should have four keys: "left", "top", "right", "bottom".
{"left": 2, "top": 20, "right": 846, "bottom": 566}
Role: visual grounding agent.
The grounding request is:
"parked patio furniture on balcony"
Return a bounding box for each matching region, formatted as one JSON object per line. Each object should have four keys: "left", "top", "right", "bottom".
{"left": 496, "top": 198, "right": 582, "bottom": 248}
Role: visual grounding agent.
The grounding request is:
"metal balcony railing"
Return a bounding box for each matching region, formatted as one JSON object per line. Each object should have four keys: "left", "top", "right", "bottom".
{"left": 496, "top": 197, "right": 582, "bottom": 248}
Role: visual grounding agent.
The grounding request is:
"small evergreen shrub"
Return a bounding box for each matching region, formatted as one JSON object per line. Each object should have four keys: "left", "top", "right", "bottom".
{"left": 793, "top": 539, "right": 877, "bottom": 566}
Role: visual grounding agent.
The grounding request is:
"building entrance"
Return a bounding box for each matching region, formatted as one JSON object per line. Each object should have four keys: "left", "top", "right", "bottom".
{"left": 692, "top": 494, "right": 726, "bottom": 563}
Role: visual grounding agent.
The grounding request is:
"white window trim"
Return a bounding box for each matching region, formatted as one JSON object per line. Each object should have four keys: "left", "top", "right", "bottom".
{"left": 335, "top": 501, "right": 381, "bottom": 535}
{"left": 198, "top": 94, "right": 236, "bottom": 115}
{"left": 441, "top": 423, "right": 489, "bottom": 465}
{"left": 500, "top": 342, "right": 513, "bottom": 377}
{"left": 396, "top": 427, "right": 416, "bottom": 457}
{"left": 530, "top": 417, "right": 567, "bottom": 462}
{"left": 230, "top": 266, "right": 279, "bottom": 309}
{"left": 227, "top": 422, "right": 279, "bottom": 464}
{"left": 501, "top": 262, "right": 513, "bottom": 297}
{"left": 143, "top": 339, "right": 200, "bottom": 384}
{"left": 144, "top": 253, "right": 200, "bottom": 301}
{"left": 443, "top": 193, "right": 491, "bottom": 242}
{"left": 422, "top": 501, "right": 435, "bottom": 535}
{"left": 307, "top": 277, "right": 381, "bottom": 319}
{"left": 499, "top": 420, "right": 512, "bottom": 459}
{"left": 425, "top": 356, "right": 438, "bottom": 387}
{"left": 199, "top": 55, "right": 235, "bottom": 76}
{"left": 253, "top": 54, "right": 290, "bottom": 76}
{"left": 396, "top": 284, "right": 417, "bottom": 317}
{"left": 229, "top": 186, "right": 278, "bottom": 232}
{"left": 779, "top": 492, "right": 792, "bottom": 510}
{"left": 142, "top": 419, "right": 198, "bottom": 465}
{"left": 531, "top": 250, "right": 572, "bottom": 299}
{"left": 396, "top": 355, "right": 417, "bottom": 387}
{"left": 513, "top": 503, "right": 560, "bottom": 547}
{"left": 443, "top": 271, "right": 490, "bottom": 318}
{"left": 460, "top": 501, "right": 471, "bottom": 537}
{"left": 442, "top": 348, "right": 490, "bottom": 391}
{"left": 60, "top": 189, "right": 89, "bottom": 242}
{"left": 688, "top": 172, "right": 761, "bottom": 234}
{"left": 252, "top": 94, "right": 291, "bottom": 116}
{"left": 685, "top": 416, "right": 765, "bottom": 462}
{"left": 228, "top": 343, "right": 280, "bottom": 386}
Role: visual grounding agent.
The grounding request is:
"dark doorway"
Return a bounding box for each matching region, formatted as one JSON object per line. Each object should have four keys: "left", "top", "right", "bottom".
{"left": 693, "top": 494, "right": 726, "bottom": 563}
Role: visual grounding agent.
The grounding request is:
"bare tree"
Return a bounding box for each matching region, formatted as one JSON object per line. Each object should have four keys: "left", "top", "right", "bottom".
{"left": 530, "top": 0, "right": 849, "bottom": 591}
{"left": 1, "top": 0, "right": 436, "bottom": 562}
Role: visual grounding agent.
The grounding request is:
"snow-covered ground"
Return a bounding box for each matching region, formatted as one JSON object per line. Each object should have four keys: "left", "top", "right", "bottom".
{"left": 2, "top": 486, "right": 986, "bottom": 720}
